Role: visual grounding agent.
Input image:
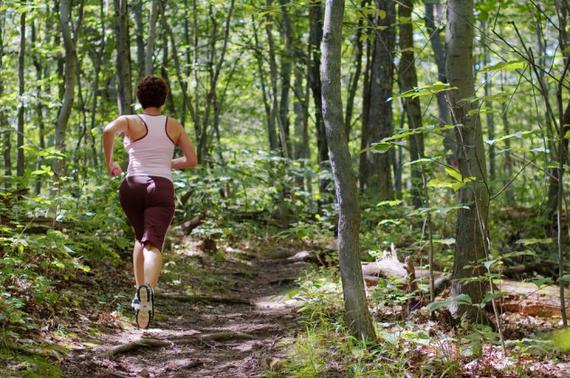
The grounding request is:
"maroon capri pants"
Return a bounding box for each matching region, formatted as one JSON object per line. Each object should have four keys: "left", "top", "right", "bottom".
{"left": 119, "top": 175, "right": 175, "bottom": 251}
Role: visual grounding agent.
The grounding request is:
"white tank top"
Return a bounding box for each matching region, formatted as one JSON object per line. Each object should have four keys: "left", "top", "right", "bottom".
{"left": 124, "top": 114, "right": 175, "bottom": 181}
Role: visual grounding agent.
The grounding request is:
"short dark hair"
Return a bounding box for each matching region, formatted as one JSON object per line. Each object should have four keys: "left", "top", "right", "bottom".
{"left": 136, "top": 75, "right": 168, "bottom": 109}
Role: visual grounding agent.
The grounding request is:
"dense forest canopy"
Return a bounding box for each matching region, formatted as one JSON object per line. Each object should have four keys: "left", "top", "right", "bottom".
{"left": 2, "top": 0, "right": 570, "bottom": 376}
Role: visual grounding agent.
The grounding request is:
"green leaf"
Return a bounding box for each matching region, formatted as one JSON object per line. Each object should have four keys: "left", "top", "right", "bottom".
{"left": 433, "top": 238, "right": 456, "bottom": 246}
{"left": 377, "top": 200, "right": 403, "bottom": 207}
{"left": 480, "top": 60, "right": 526, "bottom": 73}
{"left": 391, "top": 81, "right": 457, "bottom": 100}
{"left": 445, "top": 166, "right": 463, "bottom": 182}
{"left": 369, "top": 142, "right": 392, "bottom": 153}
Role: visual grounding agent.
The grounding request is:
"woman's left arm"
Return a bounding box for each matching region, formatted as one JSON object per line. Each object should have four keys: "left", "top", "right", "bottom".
{"left": 103, "top": 117, "right": 128, "bottom": 176}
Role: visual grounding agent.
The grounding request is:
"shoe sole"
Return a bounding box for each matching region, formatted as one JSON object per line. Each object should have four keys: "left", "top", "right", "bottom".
{"left": 136, "top": 285, "right": 152, "bottom": 329}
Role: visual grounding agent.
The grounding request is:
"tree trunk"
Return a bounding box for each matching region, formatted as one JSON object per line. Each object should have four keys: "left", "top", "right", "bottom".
{"left": 145, "top": 0, "right": 161, "bottom": 75}
{"left": 87, "top": 0, "right": 106, "bottom": 170}
{"left": 500, "top": 73, "right": 515, "bottom": 206}
{"left": 1, "top": 10, "right": 10, "bottom": 187}
{"left": 53, "top": 0, "right": 82, "bottom": 178}
{"left": 32, "top": 20, "right": 45, "bottom": 194}
{"left": 321, "top": 0, "right": 376, "bottom": 340}
{"left": 16, "top": 2, "right": 26, "bottom": 179}
{"left": 344, "top": 0, "right": 366, "bottom": 138}
{"left": 166, "top": 21, "right": 196, "bottom": 128}
{"left": 309, "top": 0, "right": 331, "bottom": 194}
{"left": 359, "top": 36, "right": 372, "bottom": 191}
{"left": 364, "top": 0, "right": 395, "bottom": 200}
{"left": 133, "top": 1, "right": 145, "bottom": 81}
{"left": 278, "top": 0, "right": 293, "bottom": 152}
{"left": 265, "top": 0, "right": 283, "bottom": 153}
{"left": 424, "top": 1, "right": 454, "bottom": 157}
{"left": 161, "top": 28, "right": 176, "bottom": 115}
{"left": 481, "top": 20, "right": 496, "bottom": 183}
{"left": 114, "top": 0, "right": 132, "bottom": 115}
{"left": 398, "top": 0, "right": 424, "bottom": 208}
{"left": 446, "top": 0, "right": 489, "bottom": 321}
{"left": 293, "top": 61, "right": 309, "bottom": 160}
{"left": 251, "top": 16, "right": 277, "bottom": 150}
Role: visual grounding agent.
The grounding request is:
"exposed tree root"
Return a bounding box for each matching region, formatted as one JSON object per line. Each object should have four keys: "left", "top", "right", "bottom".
{"left": 103, "top": 338, "right": 172, "bottom": 357}
{"left": 161, "top": 293, "right": 252, "bottom": 305}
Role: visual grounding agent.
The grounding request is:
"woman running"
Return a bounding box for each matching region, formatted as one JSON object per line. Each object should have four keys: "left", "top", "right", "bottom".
{"left": 103, "top": 75, "right": 197, "bottom": 328}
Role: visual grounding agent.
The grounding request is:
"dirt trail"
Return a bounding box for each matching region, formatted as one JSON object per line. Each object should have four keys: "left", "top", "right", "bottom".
{"left": 62, "top": 238, "right": 311, "bottom": 377}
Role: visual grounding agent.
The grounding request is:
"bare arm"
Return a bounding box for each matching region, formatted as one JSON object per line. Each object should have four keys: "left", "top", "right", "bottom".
{"left": 102, "top": 116, "right": 128, "bottom": 176}
{"left": 171, "top": 121, "right": 198, "bottom": 169}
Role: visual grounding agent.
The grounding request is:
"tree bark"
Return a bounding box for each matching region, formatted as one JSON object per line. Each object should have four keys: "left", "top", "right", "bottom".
{"left": 424, "top": 1, "right": 454, "bottom": 157}
{"left": 251, "top": 16, "right": 277, "bottom": 150}
{"left": 114, "top": 0, "right": 132, "bottom": 115}
{"left": 363, "top": 0, "right": 395, "bottom": 199}
{"left": 32, "top": 20, "right": 45, "bottom": 194}
{"left": 344, "top": 0, "right": 367, "bottom": 137}
{"left": 16, "top": 3, "right": 26, "bottom": 179}
{"left": 359, "top": 36, "right": 372, "bottom": 191}
{"left": 145, "top": 0, "right": 161, "bottom": 75}
{"left": 398, "top": 0, "right": 425, "bottom": 208}
{"left": 278, "top": 0, "right": 293, "bottom": 152}
{"left": 309, "top": 0, "right": 331, "bottom": 194}
{"left": 446, "top": 0, "right": 489, "bottom": 321}
{"left": 133, "top": 1, "right": 145, "bottom": 81}
{"left": 321, "top": 0, "right": 376, "bottom": 340}
{"left": 1, "top": 11, "right": 10, "bottom": 187}
{"left": 53, "top": 0, "right": 82, "bottom": 178}
{"left": 481, "top": 20, "right": 496, "bottom": 182}
{"left": 265, "top": 0, "right": 283, "bottom": 153}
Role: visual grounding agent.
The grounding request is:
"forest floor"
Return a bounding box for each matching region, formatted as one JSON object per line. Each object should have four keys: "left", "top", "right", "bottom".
{"left": 55, "top": 236, "right": 311, "bottom": 377}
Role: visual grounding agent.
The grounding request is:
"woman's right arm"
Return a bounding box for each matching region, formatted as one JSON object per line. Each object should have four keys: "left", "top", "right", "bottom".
{"left": 171, "top": 121, "right": 198, "bottom": 169}
{"left": 103, "top": 117, "right": 128, "bottom": 176}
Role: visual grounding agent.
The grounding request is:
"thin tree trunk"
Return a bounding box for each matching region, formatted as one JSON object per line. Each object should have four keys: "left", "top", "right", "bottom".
{"left": 73, "top": 61, "right": 88, "bottom": 179}
{"left": 398, "top": 0, "right": 425, "bottom": 208}
{"left": 265, "top": 0, "right": 282, "bottom": 153}
{"left": 198, "top": 0, "right": 235, "bottom": 162}
{"left": 252, "top": 16, "right": 277, "bottom": 150}
{"left": 321, "top": 0, "right": 376, "bottom": 340}
{"left": 425, "top": 1, "right": 453, "bottom": 157}
{"left": 87, "top": 0, "right": 106, "bottom": 169}
{"left": 1, "top": 14, "right": 10, "bottom": 187}
{"left": 133, "top": 1, "right": 145, "bottom": 81}
{"left": 309, "top": 0, "right": 330, "bottom": 194}
{"left": 447, "top": 0, "right": 489, "bottom": 321}
{"left": 278, "top": 0, "right": 293, "bottom": 152}
{"left": 293, "top": 61, "right": 309, "bottom": 160}
{"left": 500, "top": 73, "right": 515, "bottom": 206}
{"left": 166, "top": 22, "right": 196, "bottom": 128}
{"left": 114, "top": 0, "right": 132, "bottom": 115}
{"left": 359, "top": 36, "right": 372, "bottom": 191}
{"left": 481, "top": 20, "right": 496, "bottom": 182}
{"left": 364, "top": 0, "right": 395, "bottom": 200}
{"left": 344, "top": 0, "right": 367, "bottom": 137}
{"left": 160, "top": 21, "right": 175, "bottom": 115}
{"left": 145, "top": 0, "right": 161, "bottom": 75}
{"left": 32, "top": 20, "right": 45, "bottom": 194}
{"left": 53, "top": 0, "right": 83, "bottom": 178}
{"left": 16, "top": 2, "right": 26, "bottom": 179}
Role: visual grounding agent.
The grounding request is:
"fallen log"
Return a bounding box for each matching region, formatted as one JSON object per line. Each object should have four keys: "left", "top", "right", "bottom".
{"left": 181, "top": 213, "right": 206, "bottom": 234}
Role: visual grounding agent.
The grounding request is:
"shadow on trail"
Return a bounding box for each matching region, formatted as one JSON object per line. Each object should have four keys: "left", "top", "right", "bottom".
{"left": 62, "top": 238, "right": 313, "bottom": 378}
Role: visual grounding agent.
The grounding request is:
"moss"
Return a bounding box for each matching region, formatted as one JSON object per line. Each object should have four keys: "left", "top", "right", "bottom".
{"left": 0, "top": 348, "right": 62, "bottom": 378}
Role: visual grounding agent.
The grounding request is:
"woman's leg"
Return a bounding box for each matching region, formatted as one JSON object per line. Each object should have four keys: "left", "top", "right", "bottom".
{"left": 133, "top": 240, "right": 145, "bottom": 287}
{"left": 143, "top": 243, "right": 162, "bottom": 288}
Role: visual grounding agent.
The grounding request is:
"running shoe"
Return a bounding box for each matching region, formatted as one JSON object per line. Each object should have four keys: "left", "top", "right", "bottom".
{"left": 135, "top": 284, "right": 152, "bottom": 329}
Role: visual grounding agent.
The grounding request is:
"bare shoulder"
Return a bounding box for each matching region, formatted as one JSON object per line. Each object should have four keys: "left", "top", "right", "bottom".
{"left": 104, "top": 115, "right": 129, "bottom": 133}
{"left": 166, "top": 116, "right": 184, "bottom": 143}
